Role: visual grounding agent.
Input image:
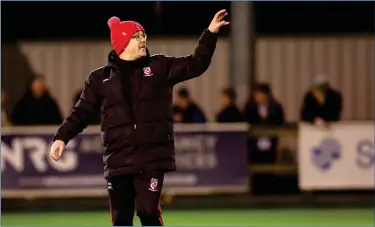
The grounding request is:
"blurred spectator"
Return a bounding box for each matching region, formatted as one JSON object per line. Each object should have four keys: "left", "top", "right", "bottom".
{"left": 215, "top": 87, "right": 244, "bottom": 122}
{"left": 73, "top": 89, "right": 101, "bottom": 125}
{"left": 300, "top": 75, "right": 343, "bottom": 127}
{"left": 244, "top": 83, "right": 285, "bottom": 125}
{"left": 173, "top": 87, "right": 206, "bottom": 123}
{"left": 2, "top": 90, "right": 11, "bottom": 126}
{"left": 11, "top": 76, "right": 63, "bottom": 125}
{"left": 244, "top": 83, "right": 285, "bottom": 164}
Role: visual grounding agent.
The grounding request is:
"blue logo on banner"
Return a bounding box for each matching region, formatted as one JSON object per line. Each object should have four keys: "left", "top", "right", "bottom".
{"left": 312, "top": 138, "right": 341, "bottom": 171}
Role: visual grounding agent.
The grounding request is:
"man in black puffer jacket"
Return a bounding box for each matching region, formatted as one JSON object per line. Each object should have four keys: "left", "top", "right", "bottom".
{"left": 50, "top": 10, "right": 229, "bottom": 226}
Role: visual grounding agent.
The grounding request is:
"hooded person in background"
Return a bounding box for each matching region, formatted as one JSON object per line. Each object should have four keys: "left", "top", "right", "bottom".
{"left": 300, "top": 75, "right": 343, "bottom": 127}
{"left": 11, "top": 76, "right": 63, "bottom": 125}
{"left": 50, "top": 10, "right": 229, "bottom": 226}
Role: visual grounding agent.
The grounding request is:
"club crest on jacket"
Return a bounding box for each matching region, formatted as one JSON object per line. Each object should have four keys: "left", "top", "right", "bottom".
{"left": 143, "top": 67, "right": 153, "bottom": 77}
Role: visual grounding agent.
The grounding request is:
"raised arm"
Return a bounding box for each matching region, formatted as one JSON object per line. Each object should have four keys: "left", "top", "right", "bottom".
{"left": 168, "top": 9, "right": 229, "bottom": 85}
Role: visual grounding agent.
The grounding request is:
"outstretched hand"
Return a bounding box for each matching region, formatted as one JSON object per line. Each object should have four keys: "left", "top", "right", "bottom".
{"left": 50, "top": 140, "right": 65, "bottom": 161}
{"left": 208, "top": 9, "right": 230, "bottom": 33}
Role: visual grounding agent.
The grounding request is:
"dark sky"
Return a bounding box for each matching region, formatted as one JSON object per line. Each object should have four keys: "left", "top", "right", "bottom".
{"left": 2, "top": 1, "right": 374, "bottom": 41}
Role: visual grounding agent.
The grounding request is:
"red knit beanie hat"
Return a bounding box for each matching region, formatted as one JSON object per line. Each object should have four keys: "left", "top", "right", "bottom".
{"left": 107, "top": 16, "right": 145, "bottom": 55}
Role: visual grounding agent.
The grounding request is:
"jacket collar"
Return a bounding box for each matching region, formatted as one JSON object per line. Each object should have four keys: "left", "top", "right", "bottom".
{"left": 105, "top": 49, "right": 151, "bottom": 71}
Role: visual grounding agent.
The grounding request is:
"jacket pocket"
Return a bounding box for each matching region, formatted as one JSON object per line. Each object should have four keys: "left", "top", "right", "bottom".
{"left": 136, "top": 122, "right": 174, "bottom": 145}
{"left": 105, "top": 126, "right": 135, "bottom": 147}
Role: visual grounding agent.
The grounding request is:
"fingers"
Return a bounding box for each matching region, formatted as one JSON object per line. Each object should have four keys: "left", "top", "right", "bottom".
{"left": 215, "top": 9, "right": 227, "bottom": 20}
{"left": 58, "top": 144, "right": 64, "bottom": 158}
{"left": 51, "top": 147, "right": 60, "bottom": 161}
{"left": 215, "top": 9, "right": 229, "bottom": 27}
{"left": 50, "top": 144, "right": 64, "bottom": 161}
{"left": 219, "top": 21, "right": 230, "bottom": 26}
{"left": 217, "top": 11, "right": 228, "bottom": 21}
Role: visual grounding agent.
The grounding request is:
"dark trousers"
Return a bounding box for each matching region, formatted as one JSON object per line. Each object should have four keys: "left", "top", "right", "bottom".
{"left": 107, "top": 171, "right": 164, "bottom": 226}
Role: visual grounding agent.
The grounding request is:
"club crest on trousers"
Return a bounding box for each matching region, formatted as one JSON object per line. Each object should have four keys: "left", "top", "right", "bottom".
{"left": 149, "top": 178, "right": 158, "bottom": 192}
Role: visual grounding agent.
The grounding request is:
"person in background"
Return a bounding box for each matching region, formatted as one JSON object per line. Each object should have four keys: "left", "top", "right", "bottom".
{"left": 173, "top": 87, "right": 206, "bottom": 123}
{"left": 73, "top": 89, "right": 101, "bottom": 125}
{"left": 244, "top": 83, "right": 285, "bottom": 126}
{"left": 11, "top": 76, "right": 63, "bottom": 125}
{"left": 244, "top": 83, "right": 285, "bottom": 164}
{"left": 215, "top": 87, "right": 244, "bottom": 122}
{"left": 2, "top": 90, "right": 11, "bottom": 126}
{"left": 300, "top": 75, "right": 343, "bottom": 127}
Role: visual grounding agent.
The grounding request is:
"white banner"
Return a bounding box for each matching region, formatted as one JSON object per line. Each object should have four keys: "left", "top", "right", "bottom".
{"left": 298, "top": 122, "right": 374, "bottom": 190}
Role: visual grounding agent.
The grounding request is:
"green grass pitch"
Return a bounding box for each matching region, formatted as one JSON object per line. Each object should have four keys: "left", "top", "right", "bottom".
{"left": 2, "top": 208, "right": 374, "bottom": 226}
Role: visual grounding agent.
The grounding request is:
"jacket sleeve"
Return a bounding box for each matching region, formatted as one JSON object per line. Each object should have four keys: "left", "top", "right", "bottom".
{"left": 53, "top": 71, "right": 101, "bottom": 144}
{"left": 167, "top": 29, "right": 218, "bottom": 85}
